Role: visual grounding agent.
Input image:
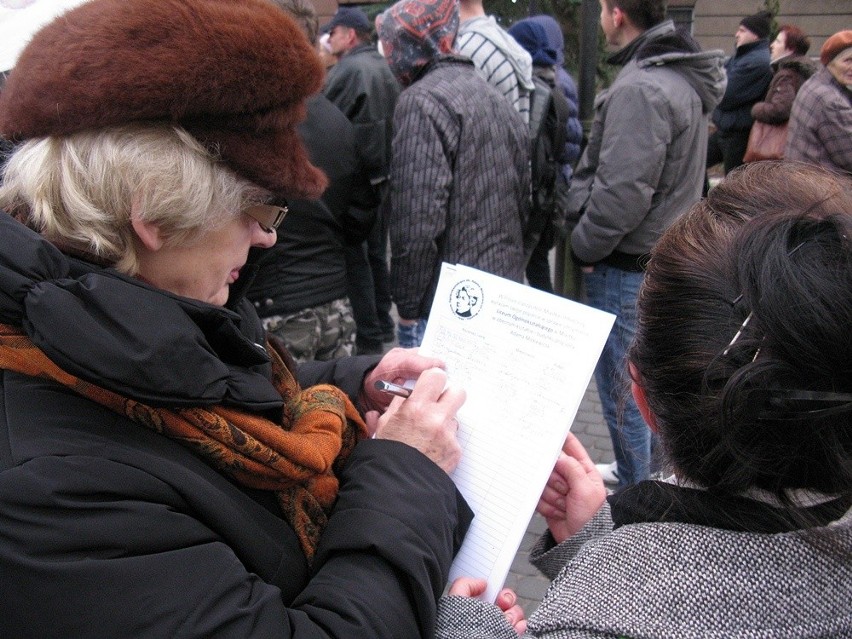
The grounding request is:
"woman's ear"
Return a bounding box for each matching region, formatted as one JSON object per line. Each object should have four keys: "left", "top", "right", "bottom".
{"left": 611, "top": 6, "right": 624, "bottom": 29}
{"left": 629, "top": 362, "right": 658, "bottom": 433}
{"left": 130, "top": 204, "right": 164, "bottom": 252}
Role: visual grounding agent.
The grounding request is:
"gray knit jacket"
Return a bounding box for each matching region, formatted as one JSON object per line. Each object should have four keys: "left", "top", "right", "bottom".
{"left": 436, "top": 502, "right": 852, "bottom": 638}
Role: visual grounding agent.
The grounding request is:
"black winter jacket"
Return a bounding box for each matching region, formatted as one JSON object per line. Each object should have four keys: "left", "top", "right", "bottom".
{"left": 712, "top": 39, "right": 772, "bottom": 132}
{"left": 0, "top": 212, "right": 472, "bottom": 638}
{"left": 247, "top": 95, "right": 374, "bottom": 317}
{"left": 323, "top": 44, "right": 400, "bottom": 184}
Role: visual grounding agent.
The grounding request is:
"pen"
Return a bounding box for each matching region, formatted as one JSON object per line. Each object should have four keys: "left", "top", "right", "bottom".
{"left": 374, "top": 379, "right": 413, "bottom": 398}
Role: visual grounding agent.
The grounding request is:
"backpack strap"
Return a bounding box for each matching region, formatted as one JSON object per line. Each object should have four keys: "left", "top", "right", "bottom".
{"left": 548, "top": 83, "right": 571, "bottom": 165}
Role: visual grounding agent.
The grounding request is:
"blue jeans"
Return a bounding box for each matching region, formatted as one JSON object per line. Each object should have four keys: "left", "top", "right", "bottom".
{"left": 583, "top": 264, "right": 652, "bottom": 487}
{"left": 397, "top": 318, "right": 428, "bottom": 348}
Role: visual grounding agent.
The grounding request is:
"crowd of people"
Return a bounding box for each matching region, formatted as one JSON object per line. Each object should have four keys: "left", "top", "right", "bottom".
{"left": 0, "top": 0, "right": 849, "bottom": 637}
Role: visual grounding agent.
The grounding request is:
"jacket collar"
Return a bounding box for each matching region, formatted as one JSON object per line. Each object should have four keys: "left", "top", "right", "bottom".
{"left": 607, "top": 20, "right": 675, "bottom": 66}
{"left": 0, "top": 212, "right": 281, "bottom": 410}
{"left": 734, "top": 38, "right": 768, "bottom": 57}
{"left": 609, "top": 479, "right": 852, "bottom": 533}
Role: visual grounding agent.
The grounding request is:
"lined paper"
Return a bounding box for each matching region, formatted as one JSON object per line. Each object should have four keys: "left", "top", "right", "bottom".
{"left": 418, "top": 263, "right": 614, "bottom": 603}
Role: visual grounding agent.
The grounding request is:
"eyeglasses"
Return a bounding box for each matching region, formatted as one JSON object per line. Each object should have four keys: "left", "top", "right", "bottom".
{"left": 242, "top": 203, "right": 288, "bottom": 233}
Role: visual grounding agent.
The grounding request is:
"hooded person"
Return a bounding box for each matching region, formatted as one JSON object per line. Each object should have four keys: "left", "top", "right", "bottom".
{"left": 455, "top": 0, "right": 535, "bottom": 122}
{"left": 507, "top": 17, "right": 584, "bottom": 178}
{"left": 527, "top": 14, "right": 584, "bottom": 172}
{"left": 506, "top": 17, "right": 580, "bottom": 293}
{"left": 523, "top": 14, "right": 585, "bottom": 297}
{"left": 0, "top": 0, "right": 474, "bottom": 636}
{"left": 377, "top": 0, "right": 530, "bottom": 348}
{"left": 507, "top": 20, "right": 558, "bottom": 68}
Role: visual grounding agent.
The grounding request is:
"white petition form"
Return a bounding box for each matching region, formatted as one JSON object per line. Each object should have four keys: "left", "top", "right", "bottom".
{"left": 418, "top": 263, "right": 615, "bottom": 603}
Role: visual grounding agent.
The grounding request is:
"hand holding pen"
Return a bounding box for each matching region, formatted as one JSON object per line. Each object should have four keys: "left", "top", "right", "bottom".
{"left": 367, "top": 367, "right": 466, "bottom": 475}
{"left": 360, "top": 346, "right": 444, "bottom": 412}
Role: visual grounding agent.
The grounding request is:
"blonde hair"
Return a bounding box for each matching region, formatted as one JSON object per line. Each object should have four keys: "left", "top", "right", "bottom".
{"left": 0, "top": 123, "right": 269, "bottom": 275}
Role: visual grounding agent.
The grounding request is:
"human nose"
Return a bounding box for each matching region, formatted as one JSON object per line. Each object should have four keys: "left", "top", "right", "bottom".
{"left": 242, "top": 202, "right": 286, "bottom": 247}
{"left": 252, "top": 222, "right": 276, "bottom": 248}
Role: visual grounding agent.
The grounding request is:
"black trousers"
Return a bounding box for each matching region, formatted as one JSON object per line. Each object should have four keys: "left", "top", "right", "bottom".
{"left": 345, "top": 236, "right": 383, "bottom": 351}
{"left": 525, "top": 232, "right": 554, "bottom": 293}
{"left": 367, "top": 208, "right": 394, "bottom": 336}
{"left": 344, "top": 194, "right": 394, "bottom": 352}
{"left": 709, "top": 127, "right": 750, "bottom": 168}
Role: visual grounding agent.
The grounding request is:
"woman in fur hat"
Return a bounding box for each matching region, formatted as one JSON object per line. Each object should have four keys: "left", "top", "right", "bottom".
{"left": 0, "top": 1, "right": 474, "bottom": 637}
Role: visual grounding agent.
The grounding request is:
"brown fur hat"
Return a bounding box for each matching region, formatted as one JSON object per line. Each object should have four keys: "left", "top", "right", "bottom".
{"left": 0, "top": 0, "right": 328, "bottom": 199}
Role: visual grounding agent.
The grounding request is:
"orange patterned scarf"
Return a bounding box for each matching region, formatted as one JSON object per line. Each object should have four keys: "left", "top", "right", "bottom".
{"left": 0, "top": 323, "right": 367, "bottom": 560}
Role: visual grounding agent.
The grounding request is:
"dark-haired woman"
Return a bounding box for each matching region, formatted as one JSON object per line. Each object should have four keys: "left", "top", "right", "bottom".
{"left": 750, "top": 24, "right": 816, "bottom": 137}
{"left": 436, "top": 162, "right": 852, "bottom": 638}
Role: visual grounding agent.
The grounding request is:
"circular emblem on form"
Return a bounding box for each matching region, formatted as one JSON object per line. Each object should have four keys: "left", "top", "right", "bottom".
{"left": 449, "top": 279, "right": 483, "bottom": 319}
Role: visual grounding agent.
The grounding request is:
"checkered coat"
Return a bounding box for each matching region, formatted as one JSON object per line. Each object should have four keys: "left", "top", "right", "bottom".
{"left": 786, "top": 67, "right": 852, "bottom": 175}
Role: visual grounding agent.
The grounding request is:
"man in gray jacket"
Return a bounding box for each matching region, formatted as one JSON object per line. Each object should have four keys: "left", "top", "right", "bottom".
{"left": 564, "top": 0, "right": 725, "bottom": 487}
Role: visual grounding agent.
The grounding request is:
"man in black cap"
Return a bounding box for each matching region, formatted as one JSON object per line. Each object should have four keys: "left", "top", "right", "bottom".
{"left": 321, "top": 6, "right": 401, "bottom": 355}
{"left": 706, "top": 10, "right": 773, "bottom": 178}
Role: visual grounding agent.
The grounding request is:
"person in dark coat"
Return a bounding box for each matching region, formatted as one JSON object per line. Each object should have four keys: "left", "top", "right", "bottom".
{"left": 528, "top": 13, "right": 585, "bottom": 298}
{"left": 323, "top": 5, "right": 402, "bottom": 354}
{"left": 0, "top": 1, "right": 473, "bottom": 637}
{"left": 751, "top": 24, "right": 816, "bottom": 128}
{"left": 508, "top": 17, "right": 582, "bottom": 293}
{"left": 247, "top": 94, "right": 373, "bottom": 362}
{"left": 248, "top": 0, "right": 375, "bottom": 363}
{"left": 527, "top": 14, "right": 583, "bottom": 176}
{"left": 706, "top": 10, "right": 773, "bottom": 175}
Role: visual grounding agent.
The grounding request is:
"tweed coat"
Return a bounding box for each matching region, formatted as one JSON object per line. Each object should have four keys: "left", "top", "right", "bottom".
{"left": 436, "top": 500, "right": 852, "bottom": 638}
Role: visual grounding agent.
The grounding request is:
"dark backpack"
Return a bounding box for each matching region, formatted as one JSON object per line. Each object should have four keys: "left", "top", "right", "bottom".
{"left": 523, "top": 72, "right": 570, "bottom": 259}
